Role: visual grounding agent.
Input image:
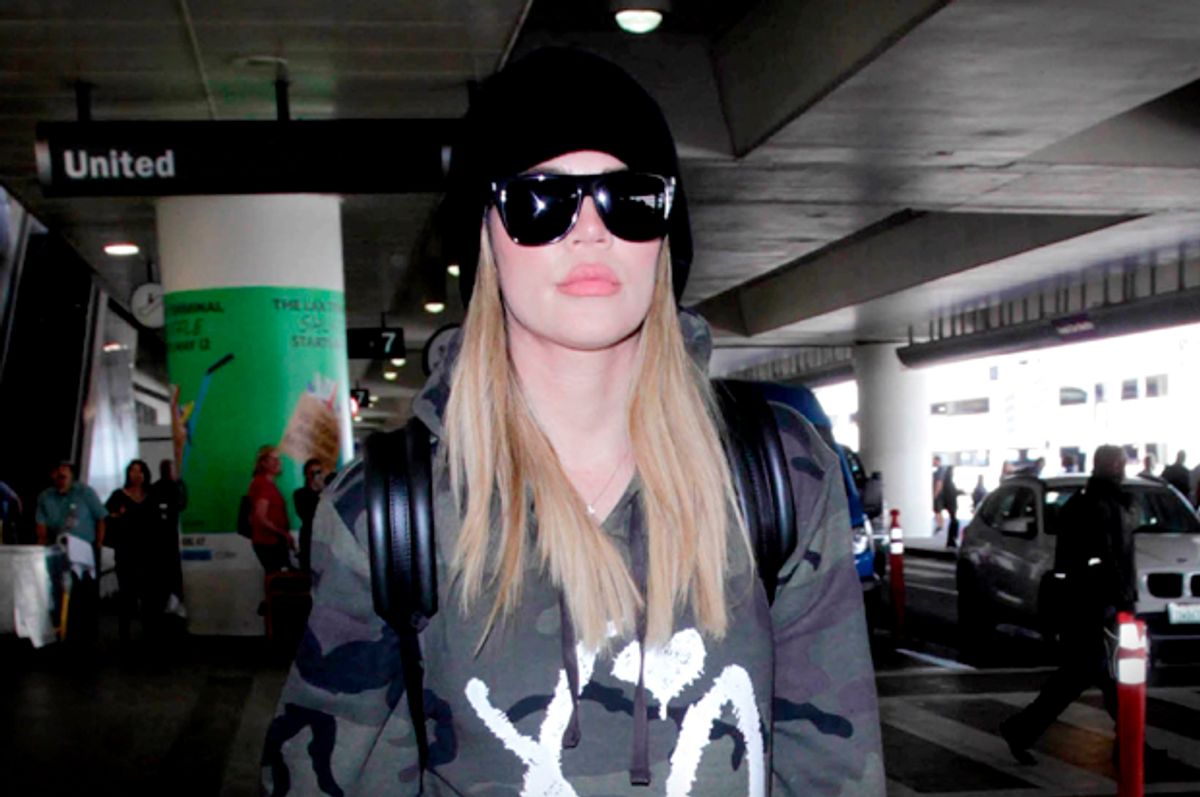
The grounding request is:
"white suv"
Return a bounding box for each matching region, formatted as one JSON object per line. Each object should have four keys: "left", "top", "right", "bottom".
{"left": 956, "top": 475, "right": 1200, "bottom": 658}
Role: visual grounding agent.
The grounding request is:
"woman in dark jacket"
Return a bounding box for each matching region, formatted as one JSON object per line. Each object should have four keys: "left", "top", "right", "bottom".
{"left": 106, "top": 459, "right": 156, "bottom": 642}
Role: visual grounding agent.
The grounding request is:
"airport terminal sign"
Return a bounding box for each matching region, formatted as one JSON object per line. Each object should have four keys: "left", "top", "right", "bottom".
{"left": 35, "top": 120, "right": 456, "bottom": 196}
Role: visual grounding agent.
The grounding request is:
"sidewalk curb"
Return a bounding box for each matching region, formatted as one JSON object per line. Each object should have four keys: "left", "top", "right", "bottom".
{"left": 902, "top": 545, "right": 959, "bottom": 563}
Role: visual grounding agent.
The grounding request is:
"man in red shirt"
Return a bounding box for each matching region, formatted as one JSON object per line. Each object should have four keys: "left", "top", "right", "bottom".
{"left": 248, "top": 445, "right": 294, "bottom": 573}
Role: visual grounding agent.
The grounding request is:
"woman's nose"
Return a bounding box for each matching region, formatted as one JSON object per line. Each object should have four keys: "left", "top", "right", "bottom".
{"left": 570, "top": 195, "right": 612, "bottom": 245}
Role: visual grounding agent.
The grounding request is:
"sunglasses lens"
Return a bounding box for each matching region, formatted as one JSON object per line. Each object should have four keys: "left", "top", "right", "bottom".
{"left": 596, "top": 172, "right": 670, "bottom": 242}
{"left": 499, "top": 177, "right": 579, "bottom": 245}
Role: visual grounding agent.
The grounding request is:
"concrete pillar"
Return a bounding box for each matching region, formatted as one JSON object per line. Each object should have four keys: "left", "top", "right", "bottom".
{"left": 157, "top": 195, "right": 352, "bottom": 634}
{"left": 855, "top": 343, "right": 933, "bottom": 538}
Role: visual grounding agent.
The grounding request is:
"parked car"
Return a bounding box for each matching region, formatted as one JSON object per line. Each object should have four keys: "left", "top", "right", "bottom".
{"left": 956, "top": 474, "right": 1200, "bottom": 660}
{"left": 843, "top": 447, "right": 887, "bottom": 577}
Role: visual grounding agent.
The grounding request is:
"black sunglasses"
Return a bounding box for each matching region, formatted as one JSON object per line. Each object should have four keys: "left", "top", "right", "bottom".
{"left": 490, "top": 171, "right": 675, "bottom": 246}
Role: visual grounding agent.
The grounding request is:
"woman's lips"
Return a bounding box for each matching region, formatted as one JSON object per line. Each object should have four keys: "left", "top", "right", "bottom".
{"left": 557, "top": 264, "right": 620, "bottom": 297}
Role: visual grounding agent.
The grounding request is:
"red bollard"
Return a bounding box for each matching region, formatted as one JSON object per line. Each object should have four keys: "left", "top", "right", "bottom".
{"left": 888, "top": 509, "right": 905, "bottom": 638}
{"left": 1116, "top": 611, "right": 1148, "bottom": 797}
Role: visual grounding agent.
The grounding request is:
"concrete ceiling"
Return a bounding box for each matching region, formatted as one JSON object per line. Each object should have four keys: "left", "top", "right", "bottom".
{"left": 3, "top": 0, "right": 1200, "bottom": 430}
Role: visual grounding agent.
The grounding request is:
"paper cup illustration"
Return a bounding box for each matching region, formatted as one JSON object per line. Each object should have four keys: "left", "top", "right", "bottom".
{"left": 279, "top": 374, "right": 341, "bottom": 470}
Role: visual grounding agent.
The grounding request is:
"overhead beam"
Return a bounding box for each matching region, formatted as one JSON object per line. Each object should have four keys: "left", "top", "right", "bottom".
{"left": 1028, "top": 78, "right": 1200, "bottom": 168}
{"left": 712, "top": 0, "right": 950, "bottom": 156}
{"left": 693, "top": 210, "right": 1136, "bottom": 337}
{"left": 897, "top": 284, "right": 1200, "bottom": 368}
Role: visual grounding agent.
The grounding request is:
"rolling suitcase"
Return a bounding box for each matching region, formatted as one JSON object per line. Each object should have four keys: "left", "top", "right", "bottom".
{"left": 263, "top": 569, "right": 312, "bottom": 653}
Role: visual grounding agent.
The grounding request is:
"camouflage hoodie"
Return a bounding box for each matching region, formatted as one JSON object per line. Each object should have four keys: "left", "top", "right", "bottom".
{"left": 262, "top": 311, "right": 885, "bottom": 796}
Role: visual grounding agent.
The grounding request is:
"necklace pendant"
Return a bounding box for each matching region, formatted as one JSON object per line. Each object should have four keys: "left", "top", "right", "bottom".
{"left": 586, "top": 504, "right": 596, "bottom": 516}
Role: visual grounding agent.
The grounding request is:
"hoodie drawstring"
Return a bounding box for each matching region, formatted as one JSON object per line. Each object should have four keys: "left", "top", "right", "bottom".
{"left": 560, "top": 592, "right": 582, "bottom": 750}
{"left": 557, "top": 503, "right": 652, "bottom": 785}
{"left": 628, "top": 503, "right": 651, "bottom": 786}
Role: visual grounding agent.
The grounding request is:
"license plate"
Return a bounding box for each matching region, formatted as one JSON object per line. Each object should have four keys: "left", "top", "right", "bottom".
{"left": 1167, "top": 602, "right": 1200, "bottom": 624}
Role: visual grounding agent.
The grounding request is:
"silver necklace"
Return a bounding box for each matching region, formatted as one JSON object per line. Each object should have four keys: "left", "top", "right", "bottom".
{"left": 584, "top": 451, "right": 630, "bottom": 517}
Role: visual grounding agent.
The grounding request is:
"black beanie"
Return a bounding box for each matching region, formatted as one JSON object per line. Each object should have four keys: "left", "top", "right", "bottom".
{"left": 442, "top": 47, "right": 693, "bottom": 306}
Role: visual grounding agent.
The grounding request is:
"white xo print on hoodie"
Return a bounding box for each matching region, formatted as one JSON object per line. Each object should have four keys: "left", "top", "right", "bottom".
{"left": 464, "top": 628, "right": 765, "bottom": 797}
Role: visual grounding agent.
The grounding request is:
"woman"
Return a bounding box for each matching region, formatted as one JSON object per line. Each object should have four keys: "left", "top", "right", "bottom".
{"left": 106, "top": 459, "right": 155, "bottom": 642}
{"left": 263, "top": 48, "right": 883, "bottom": 795}
{"left": 248, "top": 445, "right": 293, "bottom": 573}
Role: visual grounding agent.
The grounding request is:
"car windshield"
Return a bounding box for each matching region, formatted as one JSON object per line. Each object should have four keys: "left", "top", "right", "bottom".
{"left": 1044, "top": 484, "right": 1200, "bottom": 535}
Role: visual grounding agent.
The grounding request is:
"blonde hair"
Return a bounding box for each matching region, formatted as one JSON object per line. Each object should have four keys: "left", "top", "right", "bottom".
{"left": 443, "top": 229, "right": 747, "bottom": 651}
{"left": 253, "top": 445, "right": 278, "bottom": 476}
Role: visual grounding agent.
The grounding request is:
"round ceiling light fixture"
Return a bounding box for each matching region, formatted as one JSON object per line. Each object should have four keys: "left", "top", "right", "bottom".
{"left": 104, "top": 242, "right": 140, "bottom": 256}
{"left": 612, "top": 0, "right": 669, "bottom": 34}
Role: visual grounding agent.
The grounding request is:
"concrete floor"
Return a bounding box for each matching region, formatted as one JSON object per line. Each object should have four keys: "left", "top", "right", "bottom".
{"left": 6, "top": 611, "right": 1200, "bottom": 796}
{"left": 1, "top": 616, "right": 287, "bottom": 797}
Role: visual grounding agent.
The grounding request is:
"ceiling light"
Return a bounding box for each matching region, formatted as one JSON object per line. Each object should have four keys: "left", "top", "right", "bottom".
{"left": 614, "top": 9, "right": 663, "bottom": 33}
{"left": 383, "top": 369, "right": 398, "bottom": 381}
{"left": 390, "top": 357, "right": 407, "bottom": 367}
{"left": 447, "top": 263, "right": 461, "bottom": 278}
{"left": 104, "top": 243, "right": 140, "bottom": 256}
{"left": 353, "top": 414, "right": 362, "bottom": 423}
{"left": 424, "top": 301, "right": 445, "bottom": 314}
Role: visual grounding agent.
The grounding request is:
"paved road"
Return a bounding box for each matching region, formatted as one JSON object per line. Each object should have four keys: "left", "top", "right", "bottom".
{"left": 872, "top": 548, "right": 1200, "bottom": 795}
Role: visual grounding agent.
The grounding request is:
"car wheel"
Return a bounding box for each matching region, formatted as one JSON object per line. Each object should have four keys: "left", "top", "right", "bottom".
{"left": 956, "top": 563, "right": 995, "bottom": 661}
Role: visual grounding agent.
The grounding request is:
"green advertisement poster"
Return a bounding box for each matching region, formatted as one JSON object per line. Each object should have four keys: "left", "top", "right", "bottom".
{"left": 164, "top": 286, "right": 351, "bottom": 534}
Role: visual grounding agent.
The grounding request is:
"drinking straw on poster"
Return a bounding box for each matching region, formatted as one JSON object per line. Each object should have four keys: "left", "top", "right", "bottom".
{"left": 181, "top": 353, "right": 235, "bottom": 476}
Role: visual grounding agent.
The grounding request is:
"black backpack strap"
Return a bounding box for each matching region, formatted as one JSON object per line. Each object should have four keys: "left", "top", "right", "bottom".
{"left": 364, "top": 416, "right": 437, "bottom": 780}
{"left": 713, "top": 379, "right": 796, "bottom": 604}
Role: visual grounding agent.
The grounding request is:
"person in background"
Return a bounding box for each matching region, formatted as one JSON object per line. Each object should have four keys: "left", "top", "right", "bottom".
{"left": 971, "top": 474, "right": 988, "bottom": 513}
{"left": 0, "top": 478, "right": 22, "bottom": 544}
{"left": 1000, "top": 445, "right": 1135, "bottom": 764}
{"left": 1162, "top": 451, "right": 1189, "bottom": 498}
{"left": 150, "top": 458, "right": 188, "bottom": 622}
{"left": 292, "top": 457, "right": 324, "bottom": 572}
{"left": 1138, "top": 454, "right": 1157, "bottom": 480}
{"left": 932, "top": 454, "right": 946, "bottom": 532}
{"left": 106, "top": 459, "right": 157, "bottom": 643}
{"left": 1011, "top": 457, "right": 1046, "bottom": 478}
{"left": 248, "top": 445, "right": 293, "bottom": 574}
{"left": 941, "top": 465, "right": 964, "bottom": 548}
{"left": 35, "top": 461, "right": 107, "bottom": 645}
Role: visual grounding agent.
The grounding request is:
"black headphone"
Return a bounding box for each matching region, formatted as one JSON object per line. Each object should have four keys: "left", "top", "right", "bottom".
{"left": 364, "top": 378, "right": 796, "bottom": 633}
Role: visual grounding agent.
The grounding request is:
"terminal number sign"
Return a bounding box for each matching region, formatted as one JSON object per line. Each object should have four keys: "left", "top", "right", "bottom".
{"left": 346, "top": 327, "right": 405, "bottom": 360}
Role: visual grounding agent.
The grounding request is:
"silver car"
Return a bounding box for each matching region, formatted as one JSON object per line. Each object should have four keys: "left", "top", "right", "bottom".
{"left": 956, "top": 475, "right": 1200, "bottom": 658}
